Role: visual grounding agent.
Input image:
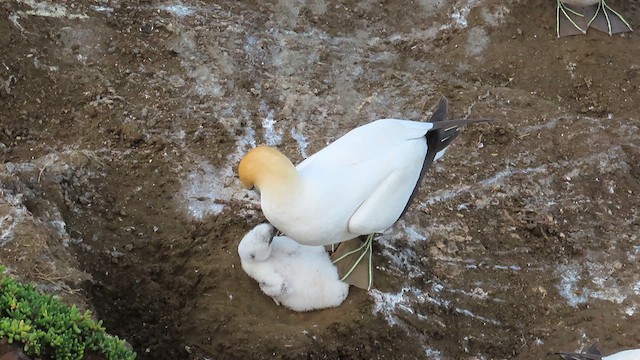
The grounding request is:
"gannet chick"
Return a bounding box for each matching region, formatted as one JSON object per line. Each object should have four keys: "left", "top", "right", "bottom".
{"left": 238, "top": 96, "right": 492, "bottom": 290}
{"left": 556, "top": 0, "right": 632, "bottom": 37}
{"left": 557, "top": 343, "right": 640, "bottom": 360}
{"left": 238, "top": 223, "right": 349, "bottom": 312}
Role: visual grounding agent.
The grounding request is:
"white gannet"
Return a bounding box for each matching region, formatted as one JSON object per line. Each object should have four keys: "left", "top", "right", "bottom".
{"left": 238, "top": 97, "right": 491, "bottom": 290}
{"left": 556, "top": 0, "right": 632, "bottom": 37}
{"left": 557, "top": 343, "right": 640, "bottom": 360}
{"left": 238, "top": 223, "right": 349, "bottom": 312}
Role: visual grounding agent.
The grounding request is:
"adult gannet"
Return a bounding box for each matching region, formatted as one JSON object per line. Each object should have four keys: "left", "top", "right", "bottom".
{"left": 557, "top": 343, "right": 640, "bottom": 360}
{"left": 556, "top": 0, "right": 632, "bottom": 37}
{"left": 238, "top": 97, "right": 491, "bottom": 290}
{"left": 238, "top": 223, "right": 349, "bottom": 312}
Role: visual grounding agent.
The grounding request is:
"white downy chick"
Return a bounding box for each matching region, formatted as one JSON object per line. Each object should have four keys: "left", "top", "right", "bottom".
{"left": 238, "top": 223, "right": 349, "bottom": 312}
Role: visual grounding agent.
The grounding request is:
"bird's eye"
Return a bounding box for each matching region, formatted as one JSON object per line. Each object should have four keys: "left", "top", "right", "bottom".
{"left": 250, "top": 253, "right": 255, "bottom": 260}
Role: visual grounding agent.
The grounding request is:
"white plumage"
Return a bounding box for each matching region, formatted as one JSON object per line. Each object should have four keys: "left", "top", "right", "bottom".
{"left": 604, "top": 350, "right": 640, "bottom": 360}
{"left": 275, "top": 118, "right": 432, "bottom": 245}
{"left": 238, "top": 223, "right": 349, "bottom": 312}
{"left": 558, "top": 344, "right": 640, "bottom": 360}
{"left": 239, "top": 97, "right": 478, "bottom": 247}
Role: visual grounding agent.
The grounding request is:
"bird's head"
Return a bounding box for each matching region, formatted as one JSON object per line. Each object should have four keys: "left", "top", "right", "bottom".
{"left": 238, "top": 146, "right": 298, "bottom": 192}
{"left": 238, "top": 223, "right": 276, "bottom": 262}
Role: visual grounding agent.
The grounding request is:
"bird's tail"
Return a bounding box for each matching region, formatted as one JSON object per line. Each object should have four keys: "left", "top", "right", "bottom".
{"left": 555, "top": 343, "right": 603, "bottom": 360}
{"left": 398, "top": 96, "right": 496, "bottom": 218}
{"left": 427, "top": 96, "right": 496, "bottom": 156}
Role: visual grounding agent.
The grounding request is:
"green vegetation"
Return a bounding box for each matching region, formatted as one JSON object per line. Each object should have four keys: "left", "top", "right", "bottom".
{"left": 0, "top": 265, "right": 136, "bottom": 360}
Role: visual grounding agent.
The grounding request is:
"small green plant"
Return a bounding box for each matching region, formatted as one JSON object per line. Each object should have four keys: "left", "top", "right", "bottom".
{"left": 0, "top": 265, "right": 136, "bottom": 360}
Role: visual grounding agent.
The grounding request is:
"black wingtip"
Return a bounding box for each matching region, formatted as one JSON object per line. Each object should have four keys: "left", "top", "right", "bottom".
{"left": 586, "top": 343, "right": 601, "bottom": 356}
{"left": 554, "top": 343, "right": 603, "bottom": 360}
{"left": 554, "top": 353, "right": 602, "bottom": 360}
{"left": 399, "top": 96, "right": 496, "bottom": 219}
{"left": 429, "top": 96, "right": 449, "bottom": 123}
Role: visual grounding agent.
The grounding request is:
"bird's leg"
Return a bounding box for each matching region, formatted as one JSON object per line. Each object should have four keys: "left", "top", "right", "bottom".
{"left": 367, "top": 234, "right": 373, "bottom": 290}
{"left": 602, "top": 1, "right": 633, "bottom": 32}
{"left": 332, "top": 233, "right": 374, "bottom": 290}
{"left": 586, "top": 0, "right": 633, "bottom": 35}
{"left": 557, "top": 0, "right": 587, "bottom": 37}
{"left": 331, "top": 237, "right": 368, "bottom": 264}
{"left": 588, "top": 1, "right": 607, "bottom": 32}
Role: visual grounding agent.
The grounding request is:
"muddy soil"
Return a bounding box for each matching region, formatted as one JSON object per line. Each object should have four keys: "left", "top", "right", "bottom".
{"left": 1, "top": 0, "right": 639, "bottom": 359}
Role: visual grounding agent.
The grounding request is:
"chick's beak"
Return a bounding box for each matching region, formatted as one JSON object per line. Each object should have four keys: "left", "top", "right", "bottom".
{"left": 267, "top": 225, "right": 278, "bottom": 245}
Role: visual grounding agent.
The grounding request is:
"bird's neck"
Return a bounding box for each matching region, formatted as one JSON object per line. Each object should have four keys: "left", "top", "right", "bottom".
{"left": 258, "top": 169, "right": 308, "bottom": 235}
{"left": 256, "top": 160, "right": 303, "bottom": 201}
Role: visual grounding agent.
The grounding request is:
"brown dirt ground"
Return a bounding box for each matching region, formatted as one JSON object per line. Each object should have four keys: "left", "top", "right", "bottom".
{"left": 1, "top": 0, "right": 639, "bottom": 359}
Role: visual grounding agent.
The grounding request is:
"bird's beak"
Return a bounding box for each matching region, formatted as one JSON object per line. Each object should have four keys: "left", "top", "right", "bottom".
{"left": 267, "top": 225, "right": 277, "bottom": 245}
{"left": 239, "top": 177, "right": 253, "bottom": 189}
{"left": 268, "top": 225, "right": 284, "bottom": 246}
